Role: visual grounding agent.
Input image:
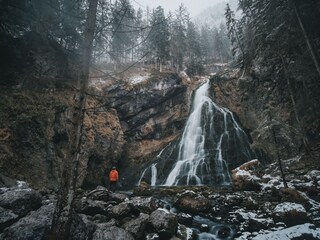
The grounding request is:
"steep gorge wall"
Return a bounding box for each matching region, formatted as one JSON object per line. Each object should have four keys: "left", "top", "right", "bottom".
{"left": 4, "top": 69, "right": 306, "bottom": 190}
{"left": 0, "top": 72, "right": 190, "bottom": 190}
{"left": 0, "top": 89, "right": 125, "bottom": 190}
{"left": 211, "top": 70, "right": 313, "bottom": 163}
{"left": 104, "top": 72, "right": 190, "bottom": 187}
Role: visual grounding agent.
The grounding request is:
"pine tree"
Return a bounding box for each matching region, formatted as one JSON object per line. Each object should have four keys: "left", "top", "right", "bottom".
{"left": 225, "top": 3, "right": 244, "bottom": 60}
{"left": 200, "top": 25, "right": 213, "bottom": 62}
{"left": 149, "top": 6, "right": 170, "bottom": 72}
{"left": 186, "top": 21, "right": 202, "bottom": 61}
{"left": 170, "top": 4, "right": 189, "bottom": 72}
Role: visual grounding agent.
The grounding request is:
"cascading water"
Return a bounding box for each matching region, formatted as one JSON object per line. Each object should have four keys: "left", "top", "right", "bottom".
{"left": 138, "top": 79, "right": 255, "bottom": 186}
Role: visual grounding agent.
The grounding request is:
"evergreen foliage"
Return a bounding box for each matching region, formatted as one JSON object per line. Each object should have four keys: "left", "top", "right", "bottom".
{"left": 0, "top": 0, "right": 234, "bottom": 85}
{"left": 148, "top": 6, "right": 170, "bottom": 71}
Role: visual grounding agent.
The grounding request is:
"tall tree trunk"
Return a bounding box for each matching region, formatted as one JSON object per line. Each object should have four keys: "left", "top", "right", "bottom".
{"left": 49, "top": 0, "right": 98, "bottom": 239}
{"left": 271, "top": 125, "right": 288, "bottom": 188}
{"left": 294, "top": 0, "right": 320, "bottom": 79}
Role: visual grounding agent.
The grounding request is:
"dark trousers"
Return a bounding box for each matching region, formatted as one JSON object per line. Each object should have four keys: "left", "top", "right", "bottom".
{"left": 109, "top": 181, "right": 117, "bottom": 192}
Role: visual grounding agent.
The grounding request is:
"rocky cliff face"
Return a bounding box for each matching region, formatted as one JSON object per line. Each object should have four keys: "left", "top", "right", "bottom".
{"left": 2, "top": 67, "right": 316, "bottom": 191}
{"left": 0, "top": 72, "right": 190, "bottom": 190}
{"left": 0, "top": 89, "right": 125, "bottom": 190}
{"left": 211, "top": 70, "right": 308, "bottom": 162}
{"left": 103, "top": 72, "right": 189, "bottom": 187}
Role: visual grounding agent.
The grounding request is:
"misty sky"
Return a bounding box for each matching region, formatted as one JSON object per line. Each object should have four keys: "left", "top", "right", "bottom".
{"left": 131, "top": 0, "right": 227, "bottom": 17}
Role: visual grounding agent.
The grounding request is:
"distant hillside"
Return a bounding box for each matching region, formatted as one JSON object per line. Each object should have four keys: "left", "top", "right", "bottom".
{"left": 194, "top": 0, "right": 238, "bottom": 28}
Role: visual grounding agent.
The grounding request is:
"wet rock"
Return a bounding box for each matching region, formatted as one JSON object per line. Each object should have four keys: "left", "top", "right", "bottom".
{"left": 92, "top": 225, "right": 134, "bottom": 240}
{"left": 109, "top": 192, "right": 129, "bottom": 203}
{"left": 174, "top": 191, "right": 210, "bottom": 213}
{"left": 232, "top": 209, "right": 274, "bottom": 232}
{"left": 134, "top": 181, "right": 153, "bottom": 196}
{"left": 176, "top": 212, "right": 193, "bottom": 226}
{"left": 122, "top": 213, "right": 149, "bottom": 239}
{"left": 0, "top": 206, "right": 18, "bottom": 231}
{"left": 76, "top": 198, "right": 109, "bottom": 216}
{"left": 0, "top": 187, "right": 42, "bottom": 217}
{"left": 149, "top": 208, "right": 178, "bottom": 239}
{"left": 110, "top": 202, "right": 133, "bottom": 219}
{"left": 279, "top": 188, "right": 309, "bottom": 205}
{"left": 70, "top": 214, "right": 96, "bottom": 240}
{"left": 145, "top": 233, "right": 160, "bottom": 240}
{"left": 87, "top": 187, "right": 110, "bottom": 202}
{"left": 176, "top": 224, "right": 195, "bottom": 240}
{"left": 216, "top": 226, "right": 232, "bottom": 238}
{"left": 242, "top": 196, "right": 259, "bottom": 210}
{"left": 273, "top": 202, "right": 310, "bottom": 227}
{"left": 128, "top": 196, "right": 158, "bottom": 214}
{"left": 232, "top": 159, "right": 262, "bottom": 191}
{"left": 1, "top": 203, "right": 54, "bottom": 240}
{"left": 92, "top": 214, "right": 110, "bottom": 223}
{"left": 200, "top": 224, "right": 209, "bottom": 232}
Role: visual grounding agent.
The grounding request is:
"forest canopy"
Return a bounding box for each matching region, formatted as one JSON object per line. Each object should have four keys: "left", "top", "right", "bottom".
{"left": 0, "top": 0, "right": 231, "bottom": 87}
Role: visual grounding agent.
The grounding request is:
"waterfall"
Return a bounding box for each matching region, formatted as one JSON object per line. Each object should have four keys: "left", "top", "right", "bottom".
{"left": 164, "top": 80, "right": 231, "bottom": 186}
{"left": 151, "top": 164, "right": 157, "bottom": 186}
{"left": 138, "top": 79, "right": 255, "bottom": 186}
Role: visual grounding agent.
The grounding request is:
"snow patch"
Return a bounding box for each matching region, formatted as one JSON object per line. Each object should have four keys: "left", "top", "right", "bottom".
{"left": 251, "top": 223, "right": 320, "bottom": 240}
{"left": 235, "top": 169, "right": 260, "bottom": 181}
{"left": 274, "top": 202, "right": 306, "bottom": 214}
{"left": 17, "top": 181, "right": 28, "bottom": 189}
{"left": 158, "top": 208, "right": 170, "bottom": 214}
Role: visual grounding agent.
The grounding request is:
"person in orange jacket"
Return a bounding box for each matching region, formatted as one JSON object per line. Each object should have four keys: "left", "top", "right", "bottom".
{"left": 109, "top": 166, "right": 119, "bottom": 192}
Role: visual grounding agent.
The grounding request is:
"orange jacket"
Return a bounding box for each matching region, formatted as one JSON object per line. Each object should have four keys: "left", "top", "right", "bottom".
{"left": 109, "top": 169, "right": 119, "bottom": 182}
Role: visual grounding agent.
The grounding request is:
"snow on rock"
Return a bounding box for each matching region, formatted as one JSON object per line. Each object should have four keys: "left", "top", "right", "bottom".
{"left": 232, "top": 208, "right": 274, "bottom": 232}
{"left": 273, "top": 202, "right": 310, "bottom": 227}
{"left": 251, "top": 223, "right": 320, "bottom": 240}
{"left": 274, "top": 202, "right": 306, "bottom": 214}
{"left": 232, "top": 159, "right": 262, "bottom": 191}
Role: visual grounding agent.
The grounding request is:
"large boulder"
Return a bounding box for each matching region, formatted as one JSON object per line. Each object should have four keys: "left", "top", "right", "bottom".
{"left": 0, "top": 206, "right": 18, "bottom": 231}
{"left": 148, "top": 208, "right": 178, "bottom": 239}
{"left": 1, "top": 203, "right": 54, "bottom": 240}
{"left": 110, "top": 202, "right": 133, "bottom": 219}
{"left": 233, "top": 209, "right": 274, "bottom": 232}
{"left": 127, "top": 196, "right": 158, "bottom": 214}
{"left": 92, "top": 225, "right": 134, "bottom": 240}
{"left": 70, "top": 214, "right": 96, "bottom": 240}
{"left": 273, "top": 202, "right": 310, "bottom": 227}
{"left": 75, "top": 198, "right": 110, "bottom": 216}
{"left": 232, "top": 159, "right": 262, "bottom": 191}
{"left": 0, "top": 187, "right": 42, "bottom": 217}
{"left": 122, "top": 213, "right": 149, "bottom": 239}
{"left": 87, "top": 187, "right": 110, "bottom": 202}
{"left": 108, "top": 192, "right": 129, "bottom": 203}
{"left": 174, "top": 191, "right": 210, "bottom": 213}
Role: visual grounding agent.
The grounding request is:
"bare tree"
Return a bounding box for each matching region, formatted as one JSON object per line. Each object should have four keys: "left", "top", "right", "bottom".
{"left": 49, "top": 0, "right": 98, "bottom": 239}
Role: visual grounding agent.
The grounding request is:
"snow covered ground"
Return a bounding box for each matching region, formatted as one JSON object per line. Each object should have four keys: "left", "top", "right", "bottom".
{"left": 251, "top": 223, "right": 320, "bottom": 240}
